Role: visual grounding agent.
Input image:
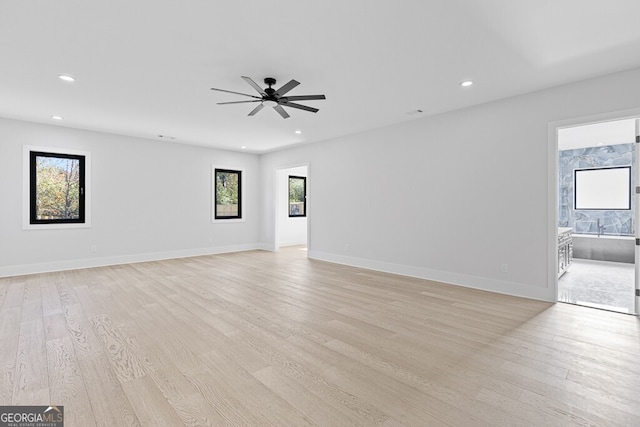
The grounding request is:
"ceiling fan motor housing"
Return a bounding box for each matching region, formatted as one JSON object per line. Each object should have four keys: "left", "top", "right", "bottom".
{"left": 264, "top": 77, "right": 277, "bottom": 98}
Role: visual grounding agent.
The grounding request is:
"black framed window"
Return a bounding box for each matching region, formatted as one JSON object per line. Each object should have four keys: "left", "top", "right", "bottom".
{"left": 30, "top": 151, "right": 85, "bottom": 224}
{"left": 215, "top": 168, "right": 242, "bottom": 219}
{"left": 288, "top": 175, "right": 306, "bottom": 217}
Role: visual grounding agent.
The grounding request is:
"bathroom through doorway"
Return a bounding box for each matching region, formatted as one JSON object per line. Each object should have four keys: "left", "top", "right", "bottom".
{"left": 556, "top": 117, "right": 640, "bottom": 314}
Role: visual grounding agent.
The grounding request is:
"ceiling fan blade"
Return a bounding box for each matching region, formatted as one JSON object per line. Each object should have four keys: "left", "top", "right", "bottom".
{"left": 217, "top": 100, "right": 262, "bottom": 105}
{"left": 274, "top": 79, "right": 300, "bottom": 97}
{"left": 210, "top": 87, "right": 262, "bottom": 99}
{"left": 248, "top": 103, "right": 265, "bottom": 116}
{"left": 280, "top": 102, "right": 319, "bottom": 113}
{"left": 242, "top": 76, "right": 267, "bottom": 96}
{"left": 273, "top": 104, "right": 290, "bottom": 119}
{"left": 280, "top": 95, "right": 326, "bottom": 102}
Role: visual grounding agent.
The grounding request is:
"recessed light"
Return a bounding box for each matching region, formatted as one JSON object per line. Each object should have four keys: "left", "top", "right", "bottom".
{"left": 58, "top": 75, "right": 76, "bottom": 83}
{"left": 241, "top": 146, "right": 247, "bottom": 149}
{"left": 51, "top": 115, "right": 63, "bottom": 120}
{"left": 460, "top": 80, "right": 474, "bottom": 87}
{"left": 295, "top": 130, "right": 302, "bottom": 134}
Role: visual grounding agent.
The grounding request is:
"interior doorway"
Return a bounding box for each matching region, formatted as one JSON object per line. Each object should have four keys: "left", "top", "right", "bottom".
{"left": 274, "top": 164, "right": 309, "bottom": 251}
{"left": 556, "top": 117, "right": 639, "bottom": 314}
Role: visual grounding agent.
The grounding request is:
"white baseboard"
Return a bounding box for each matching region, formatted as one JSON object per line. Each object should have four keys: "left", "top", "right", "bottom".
{"left": 307, "top": 250, "right": 553, "bottom": 302}
{"left": 0, "top": 243, "right": 263, "bottom": 278}
{"left": 258, "top": 242, "right": 276, "bottom": 251}
{"left": 1, "top": 246, "right": 554, "bottom": 303}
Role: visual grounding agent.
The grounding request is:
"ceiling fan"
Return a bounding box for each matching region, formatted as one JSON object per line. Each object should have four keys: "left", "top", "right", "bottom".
{"left": 211, "top": 76, "right": 326, "bottom": 119}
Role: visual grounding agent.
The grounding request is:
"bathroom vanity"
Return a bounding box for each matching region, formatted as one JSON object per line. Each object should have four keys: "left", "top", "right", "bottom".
{"left": 558, "top": 227, "right": 573, "bottom": 277}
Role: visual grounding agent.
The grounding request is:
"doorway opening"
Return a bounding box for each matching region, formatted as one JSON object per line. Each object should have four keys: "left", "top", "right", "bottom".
{"left": 274, "top": 164, "right": 308, "bottom": 251}
{"left": 556, "top": 117, "right": 639, "bottom": 314}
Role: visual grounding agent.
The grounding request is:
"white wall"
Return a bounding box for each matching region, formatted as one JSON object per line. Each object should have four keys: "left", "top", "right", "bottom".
{"left": 0, "top": 118, "right": 261, "bottom": 276}
{"left": 260, "top": 67, "right": 640, "bottom": 301}
{"left": 277, "top": 166, "right": 308, "bottom": 248}
{"left": 4, "top": 67, "right": 640, "bottom": 299}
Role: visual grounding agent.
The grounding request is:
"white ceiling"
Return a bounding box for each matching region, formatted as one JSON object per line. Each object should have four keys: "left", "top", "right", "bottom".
{"left": 2, "top": 1, "right": 640, "bottom": 153}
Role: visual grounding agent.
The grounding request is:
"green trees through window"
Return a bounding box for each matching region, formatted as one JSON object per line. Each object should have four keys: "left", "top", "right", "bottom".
{"left": 215, "top": 168, "right": 242, "bottom": 219}
{"left": 288, "top": 175, "right": 306, "bottom": 217}
{"left": 30, "top": 151, "right": 85, "bottom": 224}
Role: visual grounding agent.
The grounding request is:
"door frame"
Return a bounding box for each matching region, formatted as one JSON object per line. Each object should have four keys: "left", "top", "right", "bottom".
{"left": 548, "top": 107, "right": 640, "bottom": 315}
{"left": 273, "top": 162, "right": 310, "bottom": 252}
{"left": 635, "top": 118, "right": 640, "bottom": 315}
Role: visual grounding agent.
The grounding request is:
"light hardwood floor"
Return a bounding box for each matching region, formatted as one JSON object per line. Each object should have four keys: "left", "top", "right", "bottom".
{"left": 1, "top": 247, "right": 639, "bottom": 426}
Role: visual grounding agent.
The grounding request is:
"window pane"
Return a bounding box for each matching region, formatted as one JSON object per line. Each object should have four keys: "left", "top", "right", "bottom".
{"left": 289, "top": 176, "right": 306, "bottom": 217}
{"left": 215, "top": 169, "right": 241, "bottom": 218}
{"left": 34, "top": 154, "right": 82, "bottom": 221}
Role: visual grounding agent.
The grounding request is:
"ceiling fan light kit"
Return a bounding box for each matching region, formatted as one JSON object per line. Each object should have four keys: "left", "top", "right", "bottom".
{"left": 211, "top": 76, "right": 326, "bottom": 119}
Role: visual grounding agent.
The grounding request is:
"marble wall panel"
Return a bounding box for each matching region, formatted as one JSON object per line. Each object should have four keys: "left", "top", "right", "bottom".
{"left": 559, "top": 143, "right": 635, "bottom": 236}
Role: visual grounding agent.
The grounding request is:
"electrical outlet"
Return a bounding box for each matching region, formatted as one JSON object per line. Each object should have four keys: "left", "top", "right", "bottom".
{"left": 500, "top": 263, "right": 508, "bottom": 273}
{"left": 90, "top": 245, "right": 97, "bottom": 253}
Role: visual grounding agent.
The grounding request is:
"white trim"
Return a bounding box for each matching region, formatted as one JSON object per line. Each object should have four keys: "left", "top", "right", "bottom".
{"left": 636, "top": 118, "right": 640, "bottom": 316}
{"left": 274, "top": 168, "right": 281, "bottom": 251}
{"left": 548, "top": 106, "right": 640, "bottom": 305}
{"left": 22, "top": 145, "right": 92, "bottom": 230}
{"left": 308, "top": 250, "right": 551, "bottom": 302}
{"left": 211, "top": 165, "right": 246, "bottom": 223}
{"left": 0, "top": 243, "right": 263, "bottom": 278}
{"left": 306, "top": 162, "right": 311, "bottom": 252}
{"left": 547, "top": 123, "right": 560, "bottom": 301}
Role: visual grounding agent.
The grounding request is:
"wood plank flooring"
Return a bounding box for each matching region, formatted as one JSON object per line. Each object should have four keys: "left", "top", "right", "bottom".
{"left": 1, "top": 247, "right": 639, "bottom": 426}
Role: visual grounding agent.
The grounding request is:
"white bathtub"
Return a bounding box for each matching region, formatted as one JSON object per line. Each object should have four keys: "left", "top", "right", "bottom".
{"left": 572, "top": 234, "right": 635, "bottom": 263}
